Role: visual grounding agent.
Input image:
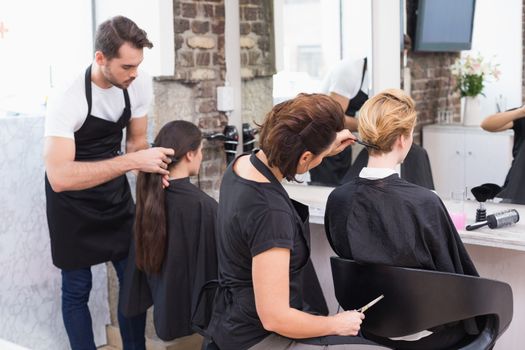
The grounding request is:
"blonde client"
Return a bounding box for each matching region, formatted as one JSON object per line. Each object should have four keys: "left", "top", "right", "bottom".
{"left": 325, "top": 89, "right": 479, "bottom": 350}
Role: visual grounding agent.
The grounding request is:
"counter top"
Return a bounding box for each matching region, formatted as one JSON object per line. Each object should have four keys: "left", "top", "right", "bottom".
{"left": 422, "top": 123, "right": 514, "bottom": 135}
{"left": 283, "top": 183, "right": 525, "bottom": 252}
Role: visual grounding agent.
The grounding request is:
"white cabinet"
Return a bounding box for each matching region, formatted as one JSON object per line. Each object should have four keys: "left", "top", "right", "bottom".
{"left": 422, "top": 124, "right": 514, "bottom": 200}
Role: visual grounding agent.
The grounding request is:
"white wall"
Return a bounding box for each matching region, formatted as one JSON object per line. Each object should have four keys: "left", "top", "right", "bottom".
{"left": 95, "top": 0, "right": 174, "bottom": 77}
{"left": 0, "top": 116, "right": 109, "bottom": 350}
{"left": 466, "top": 0, "right": 522, "bottom": 114}
{"left": 342, "top": 0, "right": 372, "bottom": 60}
{"left": 0, "top": 0, "right": 93, "bottom": 113}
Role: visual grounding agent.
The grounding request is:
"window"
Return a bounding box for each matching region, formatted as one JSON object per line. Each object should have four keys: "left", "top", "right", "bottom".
{"left": 272, "top": 0, "right": 372, "bottom": 104}
{"left": 0, "top": 0, "right": 173, "bottom": 117}
{"left": 0, "top": 0, "right": 92, "bottom": 116}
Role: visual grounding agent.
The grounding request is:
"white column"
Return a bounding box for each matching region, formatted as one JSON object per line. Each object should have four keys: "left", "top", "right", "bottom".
{"left": 224, "top": 0, "right": 243, "bottom": 153}
{"left": 371, "top": 0, "right": 401, "bottom": 94}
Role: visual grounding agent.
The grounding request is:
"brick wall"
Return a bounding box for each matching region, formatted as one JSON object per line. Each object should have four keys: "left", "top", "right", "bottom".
{"left": 406, "top": 0, "right": 461, "bottom": 144}
{"left": 239, "top": 0, "right": 276, "bottom": 126}
{"left": 110, "top": 0, "right": 230, "bottom": 342}
{"left": 109, "top": 1, "right": 277, "bottom": 340}
{"left": 152, "top": 0, "right": 229, "bottom": 199}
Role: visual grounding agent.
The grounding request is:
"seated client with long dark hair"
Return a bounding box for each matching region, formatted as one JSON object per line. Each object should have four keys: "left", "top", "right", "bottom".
{"left": 120, "top": 120, "right": 218, "bottom": 341}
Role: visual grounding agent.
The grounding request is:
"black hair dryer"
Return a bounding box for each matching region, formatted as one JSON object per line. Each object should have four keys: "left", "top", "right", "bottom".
{"left": 223, "top": 125, "right": 239, "bottom": 164}
{"left": 242, "top": 123, "right": 258, "bottom": 153}
{"left": 204, "top": 125, "right": 239, "bottom": 165}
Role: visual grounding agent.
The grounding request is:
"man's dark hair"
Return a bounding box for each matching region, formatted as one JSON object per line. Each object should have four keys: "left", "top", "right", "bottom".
{"left": 95, "top": 16, "right": 153, "bottom": 60}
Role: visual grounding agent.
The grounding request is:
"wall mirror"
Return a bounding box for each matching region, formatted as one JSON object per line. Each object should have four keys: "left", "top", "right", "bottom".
{"left": 419, "top": 0, "right": 523, "bottom": 205}
{"left": 270, "top": 0, "right": 373, "bottom": 187}
{"left": 261, "top": 0, "right": 525, "bottom": 207}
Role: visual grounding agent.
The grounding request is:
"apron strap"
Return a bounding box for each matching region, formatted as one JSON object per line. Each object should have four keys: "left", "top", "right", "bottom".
{"left": 84, "top": 64, "right": 131, "bottom": 120}
{"left": 84, "top": 66, "right": 92, "bottom": 117}
{"left": 249, "top": 150, "right": 310, "bottom": 243}
{"left": 249, "top": 150, "right": 282, "bottom": 187}
{"left": 359, "top": 57, "right": 367, "bottom": 88}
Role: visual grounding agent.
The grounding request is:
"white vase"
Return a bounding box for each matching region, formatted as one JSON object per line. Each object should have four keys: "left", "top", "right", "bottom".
{"left": 462, "top": 96, "right": 482, "bottom": 126}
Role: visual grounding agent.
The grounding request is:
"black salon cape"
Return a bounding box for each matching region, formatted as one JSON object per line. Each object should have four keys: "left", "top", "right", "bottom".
{"left": 119, "top": 178, "right": 218, "bottom": 341}
{"left": 325, "top": 174, "right": 478, "bottom": 348}
{"left": 342, "top": 144, "right": 435, "bottom": 190}
{"left": 325, "top": 174, "right": 476, "bottom": 275}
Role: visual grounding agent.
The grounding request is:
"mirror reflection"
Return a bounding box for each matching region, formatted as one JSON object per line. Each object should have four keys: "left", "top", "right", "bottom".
{"left": 270, "top": 0, "right": 372, "bottom": 186}
{"left": 259, "top": 0, "right": 524, "bottom": 206}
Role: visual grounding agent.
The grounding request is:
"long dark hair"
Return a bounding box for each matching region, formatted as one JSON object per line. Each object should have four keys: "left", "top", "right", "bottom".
{"left": 135, "top": 120, "right": 202, "bottom": 273}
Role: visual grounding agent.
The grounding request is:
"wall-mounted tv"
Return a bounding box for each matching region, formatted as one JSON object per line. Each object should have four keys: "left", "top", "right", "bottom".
{"left": 414, "top": 0, "right": 476, "bottom": 52}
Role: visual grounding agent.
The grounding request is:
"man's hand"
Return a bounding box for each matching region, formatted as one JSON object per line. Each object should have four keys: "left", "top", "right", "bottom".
{"left": 328, "top": 130, "right": 357, "bottom": 156}
{"left": 131, "top": 147, "right": 174, "bottom": 175}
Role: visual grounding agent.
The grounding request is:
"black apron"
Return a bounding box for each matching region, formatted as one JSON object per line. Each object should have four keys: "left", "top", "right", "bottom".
{"left": 345, "top": 57, "right": 368, "bottom": 117}
{"left": 309, "top": 58, "right": 369, "bottom": 186}
{"left": 45, "top": 65, "right": 135, "bottom": 270}
{"left": 249, "top": 152, "right": 327, "bottom": 316}
{"left": 199, "top": 152, "right": 327, "bottom": 349}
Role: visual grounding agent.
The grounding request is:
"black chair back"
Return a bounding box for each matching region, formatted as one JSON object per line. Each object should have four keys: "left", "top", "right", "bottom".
{"left": 331, "top": 257, "right": 513, "bottom": 349}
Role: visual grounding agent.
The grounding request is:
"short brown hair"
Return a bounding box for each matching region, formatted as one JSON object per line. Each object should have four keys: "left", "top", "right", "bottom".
{"left": 259, "top": 93, "right": 345, "bottom": 181}
{"left": 95, "top": 16, "right": 153, "bottom": 60}
{"left": 358, "top": 89, "right": 417, "bottom": 156}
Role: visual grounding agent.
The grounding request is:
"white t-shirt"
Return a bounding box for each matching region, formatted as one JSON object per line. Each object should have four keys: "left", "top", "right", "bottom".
{"left": 45, "top": 68, "right": 153, "bottom": 139}
{"left": 321, "top": 57, "right": 369, "bottom": 100}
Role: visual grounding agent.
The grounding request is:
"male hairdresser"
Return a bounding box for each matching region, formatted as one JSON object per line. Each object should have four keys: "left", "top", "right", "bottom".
{"left": 309, "top": 56, "right": 369, "bottom": 186}
{"left": 44, "top": 16, "right": 173, "bottom": 349}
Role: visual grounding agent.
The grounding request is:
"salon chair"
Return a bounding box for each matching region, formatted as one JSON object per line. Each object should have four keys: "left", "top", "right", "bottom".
{"left": 330, "top": 257, "right": 513, "bottom": 350}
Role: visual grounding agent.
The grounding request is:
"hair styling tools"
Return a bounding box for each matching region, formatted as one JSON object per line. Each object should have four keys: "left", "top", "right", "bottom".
{"left": 465, "top": 209, "right": 520, "bottom": 231}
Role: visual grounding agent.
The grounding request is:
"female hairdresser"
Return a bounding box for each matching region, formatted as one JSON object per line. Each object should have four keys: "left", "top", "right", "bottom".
{"left": 120, "top": 120, "right": 218, "bottom": 341}
{"left": 481, "top": 106, "right": 525, "bottom": 203}
{"left": 207, "top": 94, "right": 380, "bottom": 350}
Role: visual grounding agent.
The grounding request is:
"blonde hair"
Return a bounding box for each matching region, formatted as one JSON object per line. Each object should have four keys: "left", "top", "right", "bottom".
{"left": 358, "top": 89, "right": 417, "bottom": 156}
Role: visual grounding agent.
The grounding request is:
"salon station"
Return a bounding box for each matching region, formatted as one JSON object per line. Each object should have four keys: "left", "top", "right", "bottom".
{"left": 1, "top": 0, "right": 525, "bottom": 349}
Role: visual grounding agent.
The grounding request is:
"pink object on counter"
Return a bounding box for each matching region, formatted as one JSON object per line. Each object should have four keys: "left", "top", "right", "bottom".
{"left": 450, "top": 212, "right": 467, "bottom": 231}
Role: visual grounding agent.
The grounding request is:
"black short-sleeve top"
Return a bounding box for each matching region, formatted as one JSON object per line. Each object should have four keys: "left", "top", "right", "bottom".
{"left": 209, "top": 154, "right": 310, "bottom": 350}
{"left": 512, "top": 116, "right": 525, "bottom": 158}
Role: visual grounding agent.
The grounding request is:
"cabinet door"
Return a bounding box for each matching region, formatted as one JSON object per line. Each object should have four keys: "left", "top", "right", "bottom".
{"left": 464, "top": 132, "right": 513, "bottom": 192}
{"left": 423, "top": 129, "right": 465, "bottom": 198}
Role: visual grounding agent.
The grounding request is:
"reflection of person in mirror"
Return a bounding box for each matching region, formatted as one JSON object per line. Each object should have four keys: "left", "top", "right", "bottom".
{"left": 325, "top": 89, "right": 479, "bottom": 350}
{"left": 43, "top": 16, "right": 174, "bottom": 349}
{"left": 481, "top": 106, "right": 525, "bottom": 203}
{"left": 309, "top": 57, "right": 369, "bottom": 186}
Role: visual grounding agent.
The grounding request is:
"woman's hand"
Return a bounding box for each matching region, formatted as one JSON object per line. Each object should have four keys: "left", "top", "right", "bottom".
{"left": 331, "top": 310, "right": 365, "bottom": 336}
{"left": 162, "top": 174, "right": 170, "bottom": 188}
{"left": 328, "top": 129, "right": 357, "bottom": 157}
